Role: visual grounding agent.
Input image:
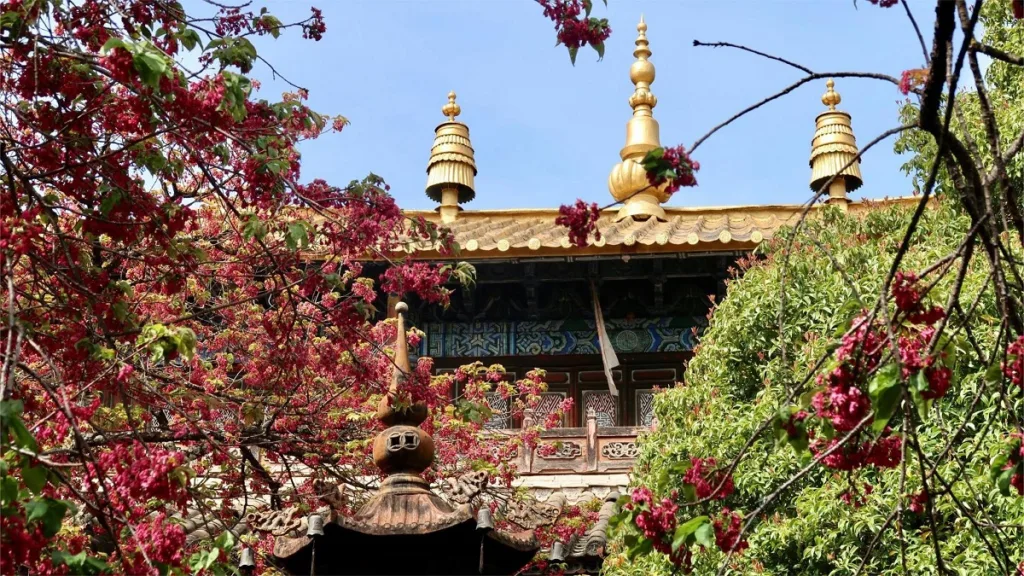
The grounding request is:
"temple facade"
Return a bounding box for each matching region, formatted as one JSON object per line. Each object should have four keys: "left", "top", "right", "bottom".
{"left": 359, "top": 16, "right": 913, "bottom": 571}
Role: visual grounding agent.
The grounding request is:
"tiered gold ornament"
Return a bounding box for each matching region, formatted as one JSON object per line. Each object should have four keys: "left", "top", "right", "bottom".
{"left": 809, "top": 79, "right": 863, "bottom": 208}
{"left": 426, "top": 92, "right": 477, "bottom": 223}
{"left": 608, "top": 16, "right": 671, "bottom": 222}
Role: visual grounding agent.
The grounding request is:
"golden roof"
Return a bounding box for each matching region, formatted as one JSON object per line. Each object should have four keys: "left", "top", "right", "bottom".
{"left": 397, "top": 198, "right": 919, "bottom": 260}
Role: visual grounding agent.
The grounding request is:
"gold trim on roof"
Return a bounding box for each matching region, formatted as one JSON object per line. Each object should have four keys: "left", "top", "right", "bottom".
{"left": 396, "top": 197, "right": 922, "bottom": 260}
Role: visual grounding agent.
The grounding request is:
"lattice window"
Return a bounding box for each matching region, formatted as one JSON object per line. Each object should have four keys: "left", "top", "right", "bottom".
{"left": 635, "top": 389, "right": 656, "bottom": 427}
{"left": 583, "top": 390, "right": 617, "bottom": 427}
{"left": 534, "top": 392, "right": 567, "bottom": 428}
{"left": 484, "top": 392, "right": 511, "bottom": 429}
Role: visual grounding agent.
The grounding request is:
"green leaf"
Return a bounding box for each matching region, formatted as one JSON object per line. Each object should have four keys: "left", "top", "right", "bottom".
{"left": 23, "top": 466, "right": 46, "bottom": 494}
{"left": 995, "top": 468, "right": 1013, "bottom": 496}
{"left": 175, "top": 327, "right": 197, "bottom": 360}
{"left": 101, "top": 37, "right": 129, "bottom": 53}
{"left": 25, "top": 498, "right": 69, "bottom": 537}
{"left": 983, "top": 363, "right": 1003, "bottom": 386}
{"left": 132, "top": 49, "right": 169, "bottom": 89}
{"left": 626, "top": 536, "right": 653, "bottom": 560}
{"left": 176, "top": 28, "right": 202, "bottom": 51}
{"left": 583, "top": 0, "right": 593, "bottom": 16}
{"left": 9, "top": 417, "right": 39, "bottom": 453}
{"left": 671, "top": 515, "right": 708, "bottom": 552}
{"left": 568, "top": 45, "right": 579, "bottom": 66}
{"left": 53, "top": 550, "right": 110, "bottom": 575}
{"left": 593, "top": 41, "right": 605, "bottom": 61}
{"left": 694, "top": 521, "right": 716, "bottom": 548}
{"left": 213, "top": 530, "right": 235, "bottom": 550}
{"left": 1, "top": 475, "right": 20, "bottom": 505}
{"left": 867, "top": 363, "right": 901, "bottom": 433}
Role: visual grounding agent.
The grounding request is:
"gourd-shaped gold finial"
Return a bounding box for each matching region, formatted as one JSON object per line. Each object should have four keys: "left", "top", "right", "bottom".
{"left": 441, "top": 91, "right": 461, "bottom": 121}
{"left": 628, "top": 15, "right": 657, "bottom": 113}
{"left": 607, "top": 15, "right": 667, "bottom": 222}
{"left": 821, "top": 79, "right": 841, "bottom": 111}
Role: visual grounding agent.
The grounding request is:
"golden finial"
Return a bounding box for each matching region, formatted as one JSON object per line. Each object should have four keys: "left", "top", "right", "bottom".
{"left": 441, "top": 91, "right": 461, "bottom": 121}
{"left": 810, "top": 79, "right": 863, "bottom": 206}
{"left": 426, "top": 91, "right": 476, "bottom": 221}
{"left": 608, "top": 15, "right": 667, "bottom": 222}
{"left": 821, "top": 79, "right": 841, "bottom": 111}
{"left": 628, "top": 15, "right": 657, "bottom": 113}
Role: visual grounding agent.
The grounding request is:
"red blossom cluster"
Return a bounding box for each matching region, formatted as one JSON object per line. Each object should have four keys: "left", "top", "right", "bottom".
{"left": 712, "top": 509, "right": 748, "bottom": 554}
{"left": 536, "top": 0, "right": 611, "bottom": 60}
{"left": 623, "top": 487, "right": 693, "bottom": 568}
{"left": 556, "top": 199, "right": 602, "bottom": 248}
{"left": 899, "top": 68, "right": 928, "bottom": 95}
{"left": 644, "top": 145, "right": 700, "bottom": 196}
{"left": 683, "top": 457, "right": 735, "bottom": 500}
{"left": 804, "top": 271, "right": 955, "bottom": 479}
{"left": 866, "top": 0, "right": 898, "bottom": 6}
{"left": 1003, "top": 335, "right": 1024, "bottom": 389}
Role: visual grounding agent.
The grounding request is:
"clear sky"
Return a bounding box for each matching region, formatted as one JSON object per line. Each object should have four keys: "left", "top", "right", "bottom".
{"left": 237, "top": 0, "right": 937, "bottom": 211}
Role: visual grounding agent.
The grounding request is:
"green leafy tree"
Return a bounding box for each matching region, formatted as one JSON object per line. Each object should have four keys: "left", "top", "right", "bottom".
{"left": 605, "top": 202, "right": 1022, "bottom": 575}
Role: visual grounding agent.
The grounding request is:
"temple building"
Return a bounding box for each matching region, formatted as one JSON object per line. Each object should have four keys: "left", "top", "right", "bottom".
{"left": 351, "top": 16, "right": 914, "bottom": 572}
{"left": 179, "top": 16, "right": 916, "bottom": 575}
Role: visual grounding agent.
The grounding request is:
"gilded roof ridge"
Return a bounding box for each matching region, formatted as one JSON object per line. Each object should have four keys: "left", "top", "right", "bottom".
{"left": 400, "top": 197, "right": 921, "bottom": 218}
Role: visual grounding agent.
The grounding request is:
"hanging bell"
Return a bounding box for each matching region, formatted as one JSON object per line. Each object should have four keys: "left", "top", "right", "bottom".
{"left": 549, "top": 541, "right": 567, "bottom": 562}
{"left": 306, "top": 513, "right": 324, "bottom": 537}
{"left": 237, "top": 545, "right": 256, "bottom": 565}
{"left": 476, "top": 507, "right": 494, "bottom": 531}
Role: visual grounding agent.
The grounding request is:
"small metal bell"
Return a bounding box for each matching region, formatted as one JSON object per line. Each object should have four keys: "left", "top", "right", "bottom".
{"left": 306, "top": 513, "right": 324, "bottom": 537}
{"left": 549, "top": 541, "right": 567, "bottom": 562}
{"left": 476, "top": 507, "right": 494, "bottom": 531}
{"left": 238, "top": 547, "right": 256, "bottom": 571}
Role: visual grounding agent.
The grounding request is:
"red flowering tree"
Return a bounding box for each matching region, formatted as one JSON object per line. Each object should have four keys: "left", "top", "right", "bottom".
{"left": 0, "top": 2, "right": 580, "bottom": 574}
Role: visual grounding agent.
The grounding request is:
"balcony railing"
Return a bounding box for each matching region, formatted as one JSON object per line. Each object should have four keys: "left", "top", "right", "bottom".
{"left": 517, "top": 408, "right": 642, "bottom": 475}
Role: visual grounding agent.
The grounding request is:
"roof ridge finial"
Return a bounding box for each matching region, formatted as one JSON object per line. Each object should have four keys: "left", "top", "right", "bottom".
{"left": 426, "top": 91, "right": 476, "bottom": 221}
{"left": 376, "top": 302, "right": 427, "bottom": 427}
{"left": 628, "top": 15, "right": 657, "bottom": 115}
{"left": 441, "top": 91, "right": 461, "bottom": 121}
{"left": 810, "top": 78, "right": 863, "bottom": 205}
{"left": 821, "top": 78, "right": 841, "bottom": 111}
{"left": 608, "top": 15, "right": 667, "bottom": 222}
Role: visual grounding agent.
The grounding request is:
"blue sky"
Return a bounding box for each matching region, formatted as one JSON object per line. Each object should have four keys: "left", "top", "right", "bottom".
{"left": 241, "top": 0, "right": 935, "bottom": 210}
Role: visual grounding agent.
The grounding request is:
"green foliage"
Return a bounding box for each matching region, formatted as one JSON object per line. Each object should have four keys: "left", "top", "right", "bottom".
{"left": 894, "top": 3, "right": 1024, "bottom": 200}
{"left": 606, "top": 202, "right": 1024, "bottom": 575}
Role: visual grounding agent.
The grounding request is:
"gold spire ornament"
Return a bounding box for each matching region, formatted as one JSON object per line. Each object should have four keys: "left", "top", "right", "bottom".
{"left": 426, "top": 91, "right": 477, "bottom": 223}
{"left": 608, "top": 16, "right": 670, "bottom": 222}
{"left": 809, "top": 79, "right": 863, "bottom": 208}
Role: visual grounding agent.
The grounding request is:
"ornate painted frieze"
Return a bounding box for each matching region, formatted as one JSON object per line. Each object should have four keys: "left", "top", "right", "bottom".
{"left": 418, "top": 316, "right": 699, "bottom": 358}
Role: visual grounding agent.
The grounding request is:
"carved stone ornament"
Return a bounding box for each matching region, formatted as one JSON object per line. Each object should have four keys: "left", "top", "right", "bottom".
{"left": 246, "top": 508, "right": 304, "bottom": 537}
{"left": 313, "top": 479, "right": 346, "bottom": 510}
{"left": 600, "top": 441, "right": 638, "bottom": 459}
{"left": 538, "top": 441, "right": 582, "bottom": 459}
{"left": 440, "top": 470, "right": 489, "bottom": 504}
{"left": 504, "top": 498, "right": 562, "bottom": 530}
